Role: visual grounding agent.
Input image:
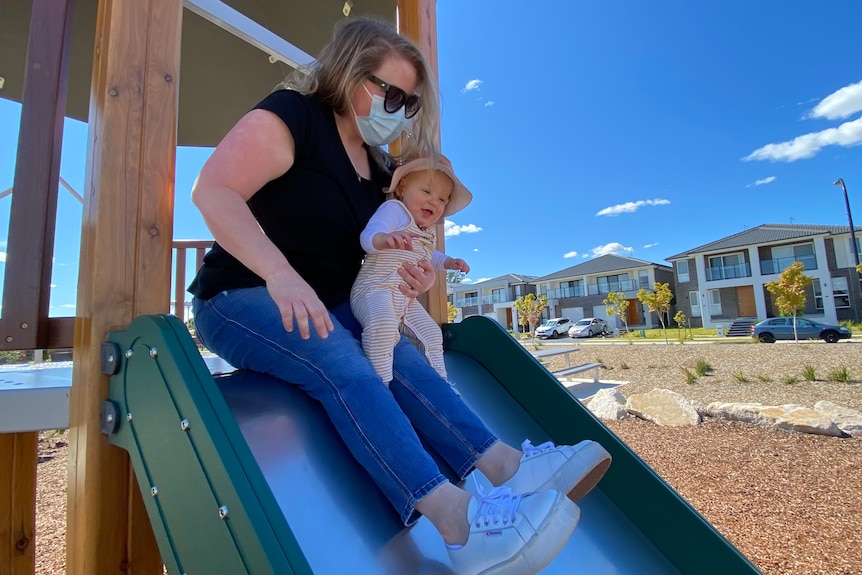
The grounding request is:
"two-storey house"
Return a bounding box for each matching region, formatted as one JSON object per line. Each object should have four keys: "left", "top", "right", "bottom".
{"left": 531, "top": 254, "right": 675, "bottom": 329}
{"left": 449, "top": 274, "right": 537, "bottom": 331}
{"left": 666, "top": 223, "right": 862, "bottom": 329}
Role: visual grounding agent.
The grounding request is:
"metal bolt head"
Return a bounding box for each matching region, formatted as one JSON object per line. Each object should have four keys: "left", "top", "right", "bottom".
{"left": 106, "top": 412, "right": 114, "bottom": 424}
{"left": 126, "top": 413, "right": 133, "bottom": 422}
{"left": 107, "top": 353, "right": 115, "bottom": 364}
{"left": 151, "top": 486, "right": 158, "bottom": 496}
{"left": 5, "top": 336, "right": 12, "bottom": 343}
{"left": 218, "top": 505, "right": 229, "bottom": 519}
{"left": 125, "top": 349, "right": 133, "bottom": 359}
{"left": 20, "top": 322, "right": 28, "bottom": 329}
{"left": 149, "top": 347, "right": 158, "bottom": 358}
{"left": 180, "top": 419, "right": 190, "bottom": 431}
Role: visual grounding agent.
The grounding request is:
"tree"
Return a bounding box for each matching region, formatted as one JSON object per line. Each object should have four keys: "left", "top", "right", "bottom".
{"left": 603, "top": 291, "right": 630, "bottom": 341}
{"left": 513, "top": 293, "right": 548, "bottom": 338}
{"left": 446, "top": 269, "right": 466, "bottom": 284}
{"left": 764, "top": 261, "right": 813, "bottom": 343}
{"left": 638, "top": 282, "right": 674, "bottom": 344}
{"left": 446, "top": 301, "right": 459, "bottom": 323}
{"left": 673, "top": 310, "right": 688, "bottom": 343}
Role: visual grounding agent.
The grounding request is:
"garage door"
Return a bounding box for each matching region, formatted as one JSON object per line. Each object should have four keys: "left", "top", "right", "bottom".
{"left": 561, "top": 307, "right": 584, "bottom": 321}
{"left": 592, "top": 306, "right": 619, "bottom": 328}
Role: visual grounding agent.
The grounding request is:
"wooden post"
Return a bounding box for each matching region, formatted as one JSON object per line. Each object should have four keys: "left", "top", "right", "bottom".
{"left": 397, "top": 0, "right": 447, "bottom": 325}
{"left": 0, "top": 433, "right": 38, "bottom": 575}
{"left": 66, "top": 0, "right": 182, "bottom": 573}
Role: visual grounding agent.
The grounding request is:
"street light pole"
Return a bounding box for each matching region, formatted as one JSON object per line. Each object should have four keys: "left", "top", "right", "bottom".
{"left": 834, "top": 178, "right": 861, "bottom": 273}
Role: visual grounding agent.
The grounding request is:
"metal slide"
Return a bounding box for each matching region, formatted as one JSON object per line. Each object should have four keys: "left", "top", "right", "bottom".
{"left": 103, "top": 314, "right": 762, "bottom": 574}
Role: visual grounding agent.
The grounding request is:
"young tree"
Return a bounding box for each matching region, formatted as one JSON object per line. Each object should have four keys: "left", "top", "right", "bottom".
{"left": 446, "top": 301, "right": 459, "bottom": 323}
{"left": 602, "top": 291, "right": 630, "bottom": 341}
{"left": 638, "top": 282, "right": 674, "bottom": 344}
{"left": 673, "top": 310, "right": 688, "bottom": 343}
{"left": 513, "top": 293, "right": 548, "bottom": 338}
{"left": 446, "top": 269, "right": 466, "bottom": 284}
{"left": 764, "top": 261, "right": 813, "bottom": 343}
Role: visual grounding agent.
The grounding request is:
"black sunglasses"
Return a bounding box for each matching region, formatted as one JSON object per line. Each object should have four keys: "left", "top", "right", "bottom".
{"left": 367, "top": 74, "right": 422, "bottom": 119}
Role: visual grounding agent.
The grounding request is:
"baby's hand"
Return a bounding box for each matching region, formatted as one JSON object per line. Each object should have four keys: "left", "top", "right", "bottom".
{"left": 446, "top": 258, "right": 470, "bottom": 273}
{"left": 373, "top": 231, "right": 416, "bottom": 251}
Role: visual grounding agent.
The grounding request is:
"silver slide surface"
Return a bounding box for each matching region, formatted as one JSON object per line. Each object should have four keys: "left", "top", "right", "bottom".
{"left": 216, "top": 350, "right": 683, "bottom": 575}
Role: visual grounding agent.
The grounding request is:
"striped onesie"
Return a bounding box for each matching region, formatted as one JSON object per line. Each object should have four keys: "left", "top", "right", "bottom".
{"left": 351, "top": 199, "right": 449, "bottom": 384}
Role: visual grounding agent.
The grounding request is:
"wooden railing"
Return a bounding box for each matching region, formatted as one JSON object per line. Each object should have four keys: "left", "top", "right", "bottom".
{"left": 171, "top": 240, "right": 213, "bottom": 323}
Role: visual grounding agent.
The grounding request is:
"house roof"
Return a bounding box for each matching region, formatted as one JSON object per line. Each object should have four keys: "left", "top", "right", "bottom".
{"left": 666, "top": 223, "right": 862, "bottom": 260}
{"left": 448, "top": 273, "right": 537, "bottom": 291}
{"left": 533, "top": 254, "right": 671, "bottom": 282}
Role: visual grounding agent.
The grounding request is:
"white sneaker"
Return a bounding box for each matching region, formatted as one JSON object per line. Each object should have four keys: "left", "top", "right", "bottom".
{"left": 447, "top": 486, "right": 579, "bottom": 575}
{"left": 502, "top": 440, "right": 612, "bottom": 501}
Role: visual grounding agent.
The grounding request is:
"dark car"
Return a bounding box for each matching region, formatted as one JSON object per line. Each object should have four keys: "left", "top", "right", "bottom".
{"left": 750, "top": 317, "right": 852, "bottom": 343}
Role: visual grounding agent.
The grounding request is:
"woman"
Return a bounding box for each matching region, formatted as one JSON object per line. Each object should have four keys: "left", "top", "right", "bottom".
{"left": 188, "top": 17, "right": 610, "bottom": 575}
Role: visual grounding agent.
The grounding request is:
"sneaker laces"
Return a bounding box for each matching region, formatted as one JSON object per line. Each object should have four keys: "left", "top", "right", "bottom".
{"left": 471, "top": 486, "right": 523, "bottom": 528}
{"left": 521, "top": 439, "right": 557, "bottom": 459}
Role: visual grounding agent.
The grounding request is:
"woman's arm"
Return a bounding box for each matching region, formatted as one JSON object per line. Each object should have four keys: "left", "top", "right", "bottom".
{"left": 192, "top": 109, "right": 333, "bottom": 339}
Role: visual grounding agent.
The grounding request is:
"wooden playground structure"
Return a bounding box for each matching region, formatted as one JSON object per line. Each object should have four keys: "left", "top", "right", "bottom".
{"left": 0, "top": 1, "right": 442, "bottom": 573}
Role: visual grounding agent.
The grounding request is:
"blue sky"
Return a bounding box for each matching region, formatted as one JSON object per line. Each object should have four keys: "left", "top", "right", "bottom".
{"left": 2, "top": 0, "right": 862, "bottom": 314}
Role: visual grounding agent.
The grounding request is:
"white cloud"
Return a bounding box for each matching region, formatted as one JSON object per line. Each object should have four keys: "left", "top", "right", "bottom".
{"left": 809, "top": 80, "right": 862, "bottom": 120}
{"left": 50, "top": 284, "right": 57, "bottom": 288}
{"left": 643, "top": 242, "right": 659, "bottom": 249}
{"left": 462, "top": 79, "right": 483, "bottom": 93}
{"left": 590, "top": 242, "right": 633, "bottom": 257}
{"left": 484, "top": 101, "right": 494, "bottom": 107}
{"left": 0, "top": 252, "right": 5, "bottom": 263}
{"left": 563, "top": 251, "right": 578, "bottom": 259}
{"left": 60, "top": 304, "right": 76, "bottom": 309}
{"left": 444, "top": 220, "right": 483, "bottom": 238}
{"left": 472, "top": 248, "right": 480, "bottom": 252}
{"left": 474, "top": 277, "right": 490, "bottom": 283}
{"left": 743, "top": 116, "right": 862, "bottom": 162}
{"left": 595, "top": 198, "right": 670, "bottom": 217}
{"left": 747, "top": 176, "right": 777, "bottom": 187}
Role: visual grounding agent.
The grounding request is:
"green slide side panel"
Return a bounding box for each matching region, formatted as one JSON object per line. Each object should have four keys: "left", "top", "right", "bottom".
{"left": 106, "top": 314, "right": 313, "bottom": 575}
{"left": 443, "top": 316, "right": 763, "bottom": 575}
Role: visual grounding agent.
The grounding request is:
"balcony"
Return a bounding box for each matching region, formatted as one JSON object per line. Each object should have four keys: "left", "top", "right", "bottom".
{"left": 705, "top": 262, "right": 752, "bottom": 281}
{"left": 455, "top": 297, "right": 479, "bottom": 307}
{"left": 481, "top": 293, "right": 509, "bottom": 305}
{"left": 587, "top": 279, "right": 638, "bottom": 296}
{"left": 542, "top": 286, "right": 586, "bottom": 299}
{"left": 760, "top": 254, "right": 817, "bottom": 275}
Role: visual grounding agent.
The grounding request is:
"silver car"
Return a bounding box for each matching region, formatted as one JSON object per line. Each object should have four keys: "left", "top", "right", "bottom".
{"left": 568, "top": 317, "right": 609, "bottom": 338}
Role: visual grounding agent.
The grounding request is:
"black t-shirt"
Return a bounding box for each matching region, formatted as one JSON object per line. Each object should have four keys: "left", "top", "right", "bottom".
{"left": 188, "top": 90, "right": 391, "bottom": 308}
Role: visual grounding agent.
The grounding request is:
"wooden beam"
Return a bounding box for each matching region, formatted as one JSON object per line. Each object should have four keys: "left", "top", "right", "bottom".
{"left": 0, "top": 0, "right": 75, "bottom": 351}
{"left": 0, "top": 432, "right": 38, "bottom": 575}
{"left": 397, "top": 0, "right": 447, "bottom": 325}
{"left": 66, "top": 0, "right": 182, "bottom": 573}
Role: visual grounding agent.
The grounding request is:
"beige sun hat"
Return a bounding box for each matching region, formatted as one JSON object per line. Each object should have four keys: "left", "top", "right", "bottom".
{"left": 388, "top": 154, "right": 473, "bottom": 217}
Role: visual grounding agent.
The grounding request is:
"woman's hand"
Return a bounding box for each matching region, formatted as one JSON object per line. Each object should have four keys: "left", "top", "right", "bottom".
{"left": 398, "top": 259, "right": 436, "bottom": 298}
{"left": 265, "top": 269, "right": 334, "bottom": 339}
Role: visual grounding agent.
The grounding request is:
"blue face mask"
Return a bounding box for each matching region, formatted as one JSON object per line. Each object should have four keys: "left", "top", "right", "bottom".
{"left": 354, "top": 85, "right": 410, "bottom": 146}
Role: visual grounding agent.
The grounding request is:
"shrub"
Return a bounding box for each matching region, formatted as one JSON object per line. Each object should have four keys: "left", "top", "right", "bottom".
{"left": 781, "top": 375, "right": 799, "bottom": 385}
{"left": 756, "top": 374, "right": 773, "bottom": 383}
{"left": 694, "top": 358, "right": 713, "bottom": 377}
{"left": 828, "top": 366, "right": 852, "bottom": 383}
{"left": 732, "top": 371, "right": 749, "bottom": 383}
{"left": 682, "top": 367, "right": 697, "bottom": 385}
{"left": 801, "top": 364, "right": 816, "bottom": 382}
{"left": 619, "top": 362, "right": 630, "bottom": 370}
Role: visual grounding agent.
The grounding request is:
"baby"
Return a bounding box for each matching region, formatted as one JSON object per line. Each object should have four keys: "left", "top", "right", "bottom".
{"left": 351, "top": 155, "right": 471, "bottom": 385}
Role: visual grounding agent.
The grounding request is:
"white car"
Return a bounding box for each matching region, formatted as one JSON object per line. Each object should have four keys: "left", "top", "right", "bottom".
{"left": 568, "top": 317, "right": 608, "bottom": 338}
{"left": 535, "top": 317, "right": 572, "bottom": 339}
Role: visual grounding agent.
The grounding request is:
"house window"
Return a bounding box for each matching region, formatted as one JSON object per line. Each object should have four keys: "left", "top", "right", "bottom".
{"left": 638, "top": 270, "right": 650, "bottom": 289}
{"left": 707, "top": 252, "right": 747, "bottom": 280}
{"left": 677, "top": 261, "right": 690, "bottom": 283}
{"left": 813, "top": 282, "right": 824, "bottom": 310}
{"left": 768, "top": 242, "right": 816, "bottom": 273}
{"left": 689, "top": 291, "right": 700, "bottom": 316}
{"left": 491, "top": 288, "right": 505, "bottom": 303}
{"left": 597, "top": 273, "right": 630, "bottom": 293}
{"left": 833, "top": 277, "right": 850, "bottom": 308}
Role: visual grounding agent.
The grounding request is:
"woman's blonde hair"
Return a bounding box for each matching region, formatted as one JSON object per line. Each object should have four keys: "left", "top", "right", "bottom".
{"left": 285, "top": 17, "right": 440, "bottom": 168}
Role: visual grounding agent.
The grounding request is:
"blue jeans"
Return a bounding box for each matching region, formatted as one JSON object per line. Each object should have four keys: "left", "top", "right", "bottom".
{"left": 193, "top": 288, "right": 498, "bottom": 524}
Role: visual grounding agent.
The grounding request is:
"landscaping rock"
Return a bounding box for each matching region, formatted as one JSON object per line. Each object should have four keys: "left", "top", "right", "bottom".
{"left": 707, "top": 402, "right": 845, "bottom": 437}
{"left": 814, "top": 400, "right": 862, "bottom": 436}
{"left": 586, "top": 388, "right": 628, "bottom": 420}
{"left": 626, "top": 388, "right": 701, "bottom": 426}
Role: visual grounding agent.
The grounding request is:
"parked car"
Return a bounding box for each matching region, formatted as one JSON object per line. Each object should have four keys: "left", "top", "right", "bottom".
{"left": 750, "top": 317, "right": 851, "bottom": 343}
{"left": 535, "top": 317, "right": 571, "bottom": 339}
{"left": 568, "top": 317, "right": 608, "bottom": 338}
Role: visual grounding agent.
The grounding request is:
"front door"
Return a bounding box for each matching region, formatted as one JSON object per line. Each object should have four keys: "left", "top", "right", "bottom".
{"left": 736, "top": 285, "right": 756, "bottom": 317}
{"left": 627, "top": 299, "right": 640, "bottom": 326}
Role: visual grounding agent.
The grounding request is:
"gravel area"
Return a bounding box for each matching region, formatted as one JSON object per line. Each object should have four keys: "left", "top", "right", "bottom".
{"left": 34, "top": 339, "right": 862, "bottom": 574}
